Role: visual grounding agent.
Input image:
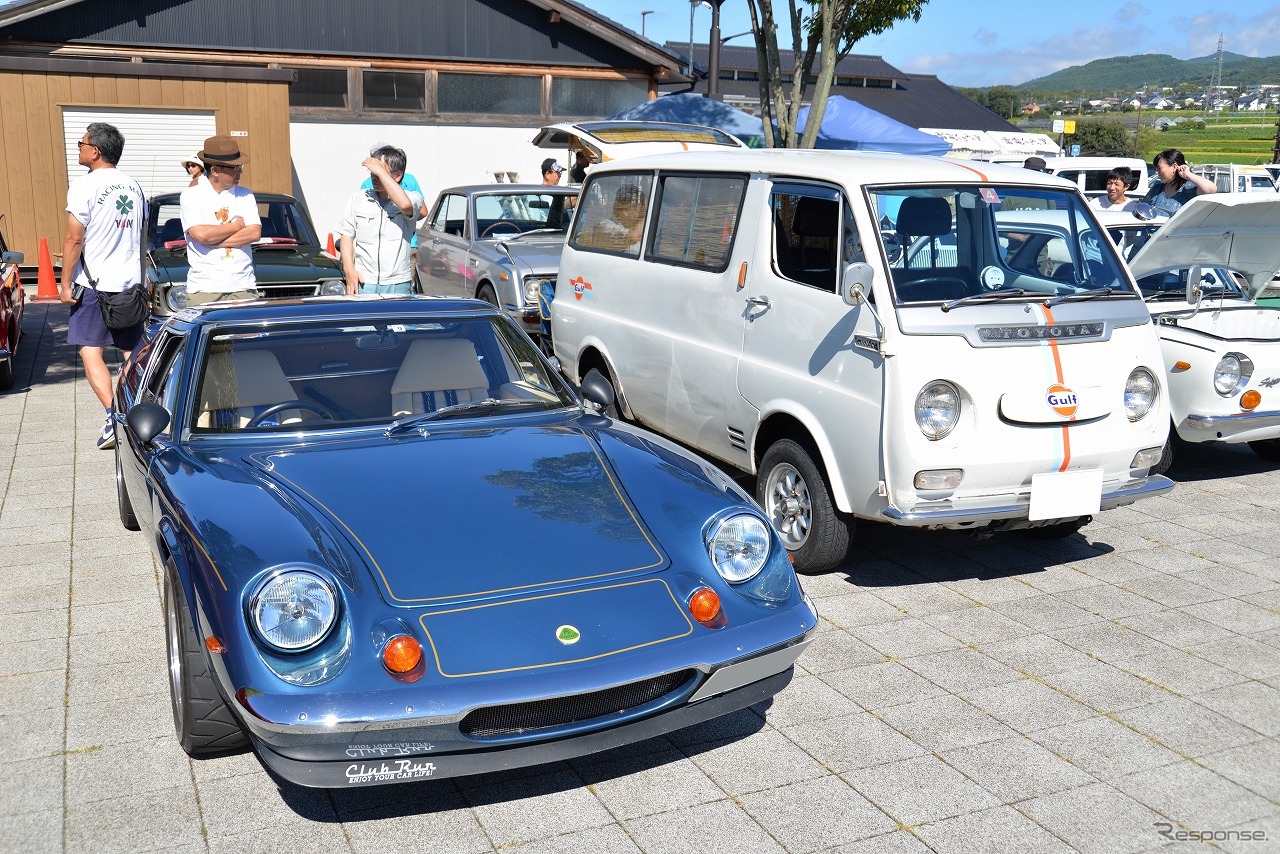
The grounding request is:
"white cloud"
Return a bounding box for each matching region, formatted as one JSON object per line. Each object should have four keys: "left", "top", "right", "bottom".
{"left": 1114, "top": 3, "right": 1148, "bottom": 23}
{"left": 973, "top": 27, "right": 998, "bottom": 46}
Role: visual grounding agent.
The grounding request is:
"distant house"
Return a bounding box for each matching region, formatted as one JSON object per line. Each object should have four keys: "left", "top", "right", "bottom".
{"left": 1021, "top": 103, "right": 1042, "bottom": 116}
{"left": 1236, "top": 93, "right": 1267, "bottom": 111}
{"left": 1144, "top": 96, "right": 1174, "bottom": 110}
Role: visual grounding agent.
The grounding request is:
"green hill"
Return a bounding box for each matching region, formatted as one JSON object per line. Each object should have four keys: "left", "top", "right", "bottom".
{"left": 1017, "top": 52, "right": 1280, "bottom": 93}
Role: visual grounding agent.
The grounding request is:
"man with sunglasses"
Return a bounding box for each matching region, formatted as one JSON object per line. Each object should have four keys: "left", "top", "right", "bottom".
{"left": 180, "top": 135, "right": 261, "bottom": 305}
{"left": 60, "top": 122, "right": 148, "bottom": 450}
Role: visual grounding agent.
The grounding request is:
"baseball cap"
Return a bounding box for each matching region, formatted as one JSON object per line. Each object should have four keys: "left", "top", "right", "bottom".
{"left": 541, "top": 158, "right": 565, "bottom": 174}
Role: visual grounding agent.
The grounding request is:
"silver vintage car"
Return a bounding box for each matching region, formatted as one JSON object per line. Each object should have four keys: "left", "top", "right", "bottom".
{"left": 416, "top": 184, "right": 578, "bottom": 341}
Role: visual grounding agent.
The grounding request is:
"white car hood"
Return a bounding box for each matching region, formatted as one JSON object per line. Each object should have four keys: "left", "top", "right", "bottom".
{"left": 1127, "top": 195, "right": 1280, "bottom": 300}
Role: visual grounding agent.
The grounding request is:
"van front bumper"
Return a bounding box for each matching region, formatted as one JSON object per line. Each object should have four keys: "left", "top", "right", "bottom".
{"left": 1182, "top": 409, "right": 1280, "bottom": 442}
{"left": 881, "top": 474, "right": 1174, "bottom": 527}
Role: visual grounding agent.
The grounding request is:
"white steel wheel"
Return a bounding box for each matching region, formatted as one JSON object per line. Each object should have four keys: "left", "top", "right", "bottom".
{"left": 757, "top": 439, "right": 848, "bottom": 574}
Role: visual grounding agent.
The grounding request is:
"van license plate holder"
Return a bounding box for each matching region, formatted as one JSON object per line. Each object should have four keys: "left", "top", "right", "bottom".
{"left": 1029, "top": 470, "right": 1103, "bottom": 521}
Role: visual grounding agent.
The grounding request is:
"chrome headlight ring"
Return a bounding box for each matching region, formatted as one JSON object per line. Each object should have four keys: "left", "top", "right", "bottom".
{"left": 705, "top": 512, "right": 772, "bottom": 584}
{"left": 1124, "top": 367, "right": 1158, "bottom": 421}
{"left": 248, "top": 568, "right": 339, "bottom": 653}
{"left": 1213, "top": 353, "right": 1253, "bottom": 396}
{"left": 319, "top": 279, "right": 346, "bottom": 296}
{"left": 166, "top": 284, "right": 188, "bottom": 312}
{"left": 915, "top": 380, "right": 961, "bottom": 440}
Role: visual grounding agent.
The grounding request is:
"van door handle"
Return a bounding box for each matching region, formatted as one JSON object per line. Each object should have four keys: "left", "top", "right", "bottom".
{"left": 746, "top": 296, "right": 772, "bottom": 309}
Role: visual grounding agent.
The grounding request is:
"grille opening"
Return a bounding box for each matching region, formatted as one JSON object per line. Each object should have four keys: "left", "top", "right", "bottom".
{"left": 258, "top": 284, "right": 321, "bottom": 299}
{"left": 460, "top": 669, "right": 696, "bottom": 741}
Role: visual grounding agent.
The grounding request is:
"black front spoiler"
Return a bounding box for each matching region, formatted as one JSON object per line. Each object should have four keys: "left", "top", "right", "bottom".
{"left": 252, "top": 667, "right": 792, "bottom": 788}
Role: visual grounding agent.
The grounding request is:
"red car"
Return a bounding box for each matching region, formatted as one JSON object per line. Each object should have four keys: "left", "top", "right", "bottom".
{"left": 0, "top": 216, "right": 25, "bottom": 390}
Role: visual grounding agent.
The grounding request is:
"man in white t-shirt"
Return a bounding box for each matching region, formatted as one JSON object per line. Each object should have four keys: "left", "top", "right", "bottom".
{"left": 59, "top": 122, "right": 147, "bottom": 450}
{"left": 180, "top": 135, "right": 261, "bottom": 304}
{"left": 1089, "top": 167, "right": 1139, "bottom": 213}
{"left": 336, "top": 146, "right": 424, "bottom": 295}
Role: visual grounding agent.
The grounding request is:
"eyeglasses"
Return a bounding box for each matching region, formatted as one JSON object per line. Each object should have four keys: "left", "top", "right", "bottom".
{"left": 76, "top": 140, "right": 97, "bottom": 149}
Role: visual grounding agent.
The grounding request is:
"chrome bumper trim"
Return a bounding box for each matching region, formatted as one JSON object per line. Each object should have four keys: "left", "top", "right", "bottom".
{"left": 881, "top": 475, "right": 1175, "bottom": 526}
{"left": 1185, "top": 409, "right": 1280, "bottom": 431}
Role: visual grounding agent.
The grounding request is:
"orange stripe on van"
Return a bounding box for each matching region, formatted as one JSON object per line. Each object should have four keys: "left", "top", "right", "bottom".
{"left": 948, "top": 161, "right": 989, "bottom": 181}
{"left": 1036, "top": 304, "right": 1073, "bottom": 472}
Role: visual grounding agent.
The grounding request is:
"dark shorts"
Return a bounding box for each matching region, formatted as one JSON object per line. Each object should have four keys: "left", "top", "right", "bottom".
{"left": 68, "top": 288, "right": 143, "bottom": 352}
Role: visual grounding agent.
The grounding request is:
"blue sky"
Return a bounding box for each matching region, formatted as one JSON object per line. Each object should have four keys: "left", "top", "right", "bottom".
{"left": 598, "top": 1, "right": 1279, "bottom": 87}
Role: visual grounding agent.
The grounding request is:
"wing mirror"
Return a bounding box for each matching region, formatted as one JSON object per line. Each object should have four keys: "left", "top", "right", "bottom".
{"left": 126, "top": 402, "right": 171, "bottom": 444}
{"left": 1131, "top": 202, "right": 1156, "bottom": 221}
{"left": 579, "top": 371, "right": 615, "bottom": 413}
{"left": 841, "top": 262, "right": 875, "bottom": 307}
{"left": 1, "top": 250, "right": 23, "bottom": 266}
{"left": 1186, "top": 263, "right": 1203, "bottom": 306}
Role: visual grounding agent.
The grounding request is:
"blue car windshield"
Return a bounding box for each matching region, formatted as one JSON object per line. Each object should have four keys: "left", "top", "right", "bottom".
{"left": 190, "top": 315, "right": 575, "bottom": 434}
{"left": 873, "top": 186, "right": 1131, "bottom": 305}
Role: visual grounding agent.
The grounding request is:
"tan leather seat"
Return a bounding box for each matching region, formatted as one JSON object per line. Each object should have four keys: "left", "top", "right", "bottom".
{"left": 197, "top": 349, "right": 302, "bottom": 430}
{"left": 390, "top": 338, "right": 490, "bottom": 418}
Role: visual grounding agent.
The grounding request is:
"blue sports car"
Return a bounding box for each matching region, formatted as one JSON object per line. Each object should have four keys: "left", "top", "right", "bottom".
{"left": 113, "top": 296, "right": 816, "bottom": 788}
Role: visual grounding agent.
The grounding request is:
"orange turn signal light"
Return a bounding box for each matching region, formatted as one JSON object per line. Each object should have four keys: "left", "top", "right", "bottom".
{"left": 382, "top": 635, "right": 423, "bottom": 674}
{"left": 689, "top": 587, "right": 721, "bottom": 624}
{"left": 204, "top": 637, "right": 225, "bottom": 654}
{"left": 1172, "top": 361, "right": 1191, "bottom": 372}
{"left": 1241, "top": 390, "right": 1261, "bottom": 411}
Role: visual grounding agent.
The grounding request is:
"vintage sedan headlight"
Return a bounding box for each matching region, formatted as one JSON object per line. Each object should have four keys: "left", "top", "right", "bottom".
{"left": 914, "top": 381, "right": 960, "bottom": 440}
{"left": 524, "top": 275, "right": 555, "bottom": 306}
{"left": 249, "top": 569, "right": 337, "bottom": 652}
{"left": 166, "top": 284, "right": 188, "bottom": 312}
{"left": 1212, "top": 353, "right": 1253, "bottom": 396}
{"left": 319, "top": 279, "right": 346, "bottom": 296}
{"left": 707, "top": 513, "right": 771, "bottom": 583}
{"left": 1124, "top": 368, "right": 1158, "bottom": 421}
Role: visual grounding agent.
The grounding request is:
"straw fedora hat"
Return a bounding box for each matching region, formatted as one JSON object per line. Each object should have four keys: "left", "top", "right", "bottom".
{"left": 198, "top": 135, "right": 249, "bottom": 167}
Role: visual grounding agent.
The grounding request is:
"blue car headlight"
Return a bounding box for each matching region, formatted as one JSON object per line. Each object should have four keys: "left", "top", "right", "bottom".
{"left": 249, "top": 568, "right": 338, "bottom": 652}
{"left": 706, "top": 513, "right": 771, "bottom": 583}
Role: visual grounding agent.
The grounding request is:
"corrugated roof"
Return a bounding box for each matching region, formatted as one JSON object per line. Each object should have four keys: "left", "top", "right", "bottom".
{"left": 665, "top": 41, "right": 907, "bottom": 80}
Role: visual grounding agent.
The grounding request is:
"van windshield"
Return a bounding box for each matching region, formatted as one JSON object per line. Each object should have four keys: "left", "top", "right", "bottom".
{"left": 873, "top": 186, "right": 1132, "bottom": 307}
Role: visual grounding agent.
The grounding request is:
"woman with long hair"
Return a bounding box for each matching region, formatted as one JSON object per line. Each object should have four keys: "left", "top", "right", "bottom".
{"left": 1143, "top": 148, "right": 1217, "bottom": 217}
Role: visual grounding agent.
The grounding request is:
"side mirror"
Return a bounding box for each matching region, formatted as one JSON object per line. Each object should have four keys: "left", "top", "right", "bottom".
{"left": 1186, "top": 263, "right": 1203, "bottom": 306}
{"left": 841, "top": 262, "right": 875, "bottom": 307}
{"left": 1131, "top": 202, "right": 1156, "bottom": 221}
{"left": 579, "top": 371, "right": 615, "bottom": 412}
{"left": 126, "top": 402, "right": 171, "bottom": 444}
{"left": 1, "top": 250, "right": 23, "bottom": 266}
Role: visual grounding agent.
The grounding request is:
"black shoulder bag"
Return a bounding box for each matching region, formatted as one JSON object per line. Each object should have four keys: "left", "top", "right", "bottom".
{"left": 82, "top": 254, "right": 150, "bottom": 330}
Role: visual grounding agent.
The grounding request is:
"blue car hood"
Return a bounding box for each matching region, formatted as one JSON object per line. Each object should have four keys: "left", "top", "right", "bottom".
{"left": 247, "top": 425, "right": 667, "bottom": 606}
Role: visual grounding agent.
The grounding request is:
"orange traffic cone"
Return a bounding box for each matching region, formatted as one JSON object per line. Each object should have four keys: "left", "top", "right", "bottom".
{"left": 31, "top": 236, "right": 60, "bottom": 302}
{"left": 325, "top": 232, "right": 337, "bottom": 257}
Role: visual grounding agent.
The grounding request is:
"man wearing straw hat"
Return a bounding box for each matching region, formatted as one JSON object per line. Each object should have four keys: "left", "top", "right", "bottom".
{"left": 180, "top": 134, "right": 261, "bottom": 305}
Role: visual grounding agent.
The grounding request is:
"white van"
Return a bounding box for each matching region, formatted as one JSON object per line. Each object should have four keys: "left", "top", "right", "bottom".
{"left": 552, "top": 151, "right": 1174, "bottom": 572}
{"left": 531, "top": 120, "right": 748, "bottom": 181}
{"left": 1191, "top": 164, "right": 1277, "bottom": 194}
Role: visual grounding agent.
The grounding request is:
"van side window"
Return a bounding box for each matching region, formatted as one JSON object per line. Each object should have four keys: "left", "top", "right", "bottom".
{"left": 568, "top": 173, "right": 653, "bottom": 258}
{"left": 650, "top": 174, "right": 746, "bottom": 271}
{"left": 771, "top": 190, "right": 842, "bottom": 292}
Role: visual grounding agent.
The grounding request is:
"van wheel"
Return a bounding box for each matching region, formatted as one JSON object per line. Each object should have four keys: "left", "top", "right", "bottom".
{"left": 477, "top": 284, "right": 498, "bottom": 307}
{"left": 758, "top": 439, "right": 848, "bottom": 574}
{"left": 1249, "top": 439, "right": 1280, "bottom": 463}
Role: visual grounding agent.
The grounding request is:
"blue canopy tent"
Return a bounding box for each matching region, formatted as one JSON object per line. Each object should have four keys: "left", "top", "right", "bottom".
{"left": 795, "top": 96, "right": 951, "bottom": 156}
{"left": 608, "top": 94, "right": 766, "bottom": 146}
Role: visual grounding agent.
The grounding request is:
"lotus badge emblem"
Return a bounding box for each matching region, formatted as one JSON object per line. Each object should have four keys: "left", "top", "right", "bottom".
{"left": 556, "top": 625, "right": 581, "bottom": 645}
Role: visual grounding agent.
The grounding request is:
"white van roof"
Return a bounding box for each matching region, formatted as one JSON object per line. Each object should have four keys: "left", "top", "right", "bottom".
{"left": 1126, "top": 194, "right": 1280, "bottom": 299}
{"left": 531, "top": 121, "right": 747, "bottom": 160}
{"left": 583, "top": 148, "right": 1079, "bottom": 189}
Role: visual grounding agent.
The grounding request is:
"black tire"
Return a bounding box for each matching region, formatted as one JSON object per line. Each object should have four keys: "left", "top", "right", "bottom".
{"left": 115, "top": 444, "right": 139, "bottom": 531}
{"left": 1150, "top": 437, "right": 1174, "bottom": 477}
{"left": 163, "top": 563, "right": 248, "bottom": 756}
{"left": 477, "top": 284, "right": 499, "bottom": 307}
{"left": 757, "top": 439, "right": 848, "bottom": 574}
{"left": 0, "top": 356, "right": 12, "bottom": 392}
{"left": 1021, "top": 515, "right": 1091, "bottom": 540}
{"left": 1249, "top": 439, "right": 1280, "bottom": 463}
{"left": 582, "top": 367, "right": 622, "bottom": 420}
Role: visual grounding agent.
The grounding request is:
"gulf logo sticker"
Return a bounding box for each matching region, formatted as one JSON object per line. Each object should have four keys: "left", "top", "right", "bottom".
{"left": 570, "top": 276, "right": 594, "bottom": 301}
{"left": 1046, "top": 384, "right": 1078, "bottom": 418}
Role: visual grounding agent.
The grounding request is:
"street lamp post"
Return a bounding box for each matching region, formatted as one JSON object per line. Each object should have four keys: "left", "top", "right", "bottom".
{"left": 707, "top": 0, "right": 724, "bottom": 100}
{"left": 640, "top": 10, "right": 653, "bottom": 38}
{"left": 688, "top": 0, "right": 709, "bottom": 82}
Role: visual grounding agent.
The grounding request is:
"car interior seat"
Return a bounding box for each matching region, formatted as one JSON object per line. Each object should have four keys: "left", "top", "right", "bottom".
{"left": 390, "top": 338, "right": 490, "bottom": 417}
{"left": 790, "top": 197, "right": 838, "bottom": 291}
{"left": 891, "top": 197, "right": 971, "bottom": 301}
{"left": 197, "top": 349, "right": 303, "bottom": 430}
{"left": 158, "top": 219, "right": 185, "bottom": 246}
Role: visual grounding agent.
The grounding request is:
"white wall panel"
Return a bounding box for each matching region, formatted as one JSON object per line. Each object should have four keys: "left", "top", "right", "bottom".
{"left": 63, "top": 107, "right": 217, "bottom": 198}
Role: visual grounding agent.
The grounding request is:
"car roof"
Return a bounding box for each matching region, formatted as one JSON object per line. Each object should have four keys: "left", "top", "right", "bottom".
{"left": 169, "top": 295, "right": 501, "bottom": 327}
{"left": 585, "top": 149, "right": 1077, "bottom": 190}
{"left": 437, "top": 184, "right": 580, "bottom": 196}
{"left": 151, "top": 191, "right": 300, "bottom": 205}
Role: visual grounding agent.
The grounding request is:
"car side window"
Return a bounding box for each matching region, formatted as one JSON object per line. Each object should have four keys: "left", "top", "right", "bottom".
{"left": 650, "top": 173, "right": 745, "bottom": 271}
{"left": 430, "top": 195, "right": 467, "bottom": 237}
{"left": 143, "top": 333, "right": 187, "bottom": 420}
{"left": 770, "top": 186, "right": 842, "bottom": 293}
{"left": 568, "top": 172, "right": 653, "bottom": 259}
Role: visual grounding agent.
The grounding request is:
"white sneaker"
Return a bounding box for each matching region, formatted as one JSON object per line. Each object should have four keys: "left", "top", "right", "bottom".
{"left": 97, "top": 416, "right": 116, "bottom": 450}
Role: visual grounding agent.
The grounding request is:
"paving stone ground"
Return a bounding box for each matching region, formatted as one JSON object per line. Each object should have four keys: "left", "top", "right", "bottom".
{"left": 1, "top": 301, "right": 1277, "bottom": 853}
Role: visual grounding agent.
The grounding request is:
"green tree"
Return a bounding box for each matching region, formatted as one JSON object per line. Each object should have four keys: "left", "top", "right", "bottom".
{"left": 745, "top": 0, "right": 930, "bottom": 148}
{"left": 1070, "top": 120, "right": 1129, "bottom": 154}
{"left": 983, "top": 86, "right": 1018, "bottom": 119}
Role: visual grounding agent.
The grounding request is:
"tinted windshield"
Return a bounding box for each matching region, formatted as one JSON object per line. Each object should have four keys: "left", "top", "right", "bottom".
{"left": 874, "top": 187, "right": 1130, "bottom": 305}
{"left": 474, "top": 193, "right": 576, "bottom": 234}
{"left": 189, "top": 315, "right": 575, "bottom": 435}
{"left": 1135, "top": 267, "right": 1245, "bottom": 299}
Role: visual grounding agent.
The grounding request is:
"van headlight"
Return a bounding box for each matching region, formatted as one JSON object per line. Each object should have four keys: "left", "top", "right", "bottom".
{"left": 319, "top": 279, "right": 346, "bottom": 296}
{"left": 249, "top": 569, "right": 338, "bottom": 652}
{"left": 1124, "top": 368, "right": 1158, "bottom": 421}
{"left": 915, "top": 381, "right": 960, "bottom": 440}
{"left": 706, "top": 513, "right": 771, "bottom": 583}
{"left": 166, "top": 284, "right": 188, "bottom": 312}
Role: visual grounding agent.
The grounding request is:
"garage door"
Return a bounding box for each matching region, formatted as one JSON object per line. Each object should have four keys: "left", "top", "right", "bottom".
{"left": 63, "top": 107, "right": 217, "bottom": 199}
